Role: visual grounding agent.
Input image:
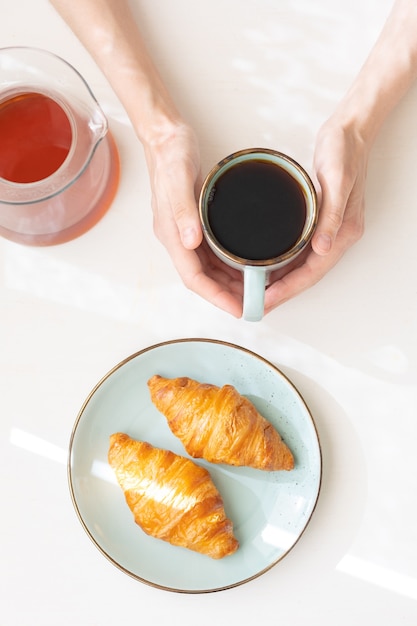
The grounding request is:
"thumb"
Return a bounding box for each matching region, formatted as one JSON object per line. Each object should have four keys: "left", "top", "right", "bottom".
{"left": 170, "top": 176, "right": 203, "bottom": 250}
{"left": 172, "top": 197, "right": 203, "bottom": 250}
{"left": 180, "top": 222, "right": 203, "bottom": 249}
{"left": 311, "top": 182, "right": 346, "bottom": 256}
{"left": 312, "top": 230, "right": 333, "bottom": 255}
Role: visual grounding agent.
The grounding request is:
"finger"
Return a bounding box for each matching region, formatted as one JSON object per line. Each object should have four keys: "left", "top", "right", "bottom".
{"left": 166, "top": 168, "right": 203, "bottom": 250}
{"left": 162, "top": 233, "right": 243, "bottom": 317}
{"left": 312, "top": 172, "right": 350, "bottom": 256}
{"left": 264, "top": 243, "right": 346, "bottom": 312}
{"left": 189, "top": 270, "right": 243, "bottom": 318}
{"left": 194, "top": 243, "right": 244, "bottom": 297}
{"left": 179, "top": 250, "right": 243, "bottom": 317}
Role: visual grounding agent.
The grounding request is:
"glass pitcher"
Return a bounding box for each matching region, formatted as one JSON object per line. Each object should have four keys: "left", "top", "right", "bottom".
{"left": 0, "top": 46, "right": 120, "bottom": 246}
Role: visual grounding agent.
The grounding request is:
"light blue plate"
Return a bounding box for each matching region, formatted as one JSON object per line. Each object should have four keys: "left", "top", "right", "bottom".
{"left": 68, "top": 338, "right": 322, "bottom": 593}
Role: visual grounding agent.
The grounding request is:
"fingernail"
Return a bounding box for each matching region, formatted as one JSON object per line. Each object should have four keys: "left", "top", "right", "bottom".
{"left": 181, "top": 227, "right": 197, "bottom": 248}
{"left": 316, "top": 233, "right": 332, "bottom": 254}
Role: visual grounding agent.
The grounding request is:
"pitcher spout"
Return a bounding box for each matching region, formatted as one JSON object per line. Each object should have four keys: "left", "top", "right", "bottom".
{"left": 90, "top": 103, "right": 109, "bottom": 144}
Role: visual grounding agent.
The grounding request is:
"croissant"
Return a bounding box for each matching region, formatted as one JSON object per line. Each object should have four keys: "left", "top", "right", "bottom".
{"left": 108, "top": 433, "right": 239, "bottom": 559}
{"left": 147, "top": 375, "right": 294, "bottom": 471}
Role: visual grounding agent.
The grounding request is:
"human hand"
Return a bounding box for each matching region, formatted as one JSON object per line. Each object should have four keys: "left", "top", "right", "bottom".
{"left": 145, "top": 116, "right": 368, "bottom": 319}
{"left": 143, "top": 122, "right": 244, "bottom": 317}
{"left": 263, "top": 116, "right": 368, "bottom": 314}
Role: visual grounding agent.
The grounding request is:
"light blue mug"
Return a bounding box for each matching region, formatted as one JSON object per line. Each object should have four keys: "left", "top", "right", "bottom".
{"left": 199, "top": 148, "right": 318, "bottom": 321}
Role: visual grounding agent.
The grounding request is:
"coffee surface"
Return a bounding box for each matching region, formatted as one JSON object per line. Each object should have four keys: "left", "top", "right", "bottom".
{"left": 207, "top": 160, "right": 306, "bottom": 260}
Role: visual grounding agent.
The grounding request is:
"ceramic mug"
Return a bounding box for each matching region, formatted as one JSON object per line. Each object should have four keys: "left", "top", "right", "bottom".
{"left": 199, "top": 148, "right": 318, "bottom": 321}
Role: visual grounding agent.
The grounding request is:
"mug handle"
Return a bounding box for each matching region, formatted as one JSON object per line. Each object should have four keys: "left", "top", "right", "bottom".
{"left": 243, "top": 266, "right": 266, "bottom": 322}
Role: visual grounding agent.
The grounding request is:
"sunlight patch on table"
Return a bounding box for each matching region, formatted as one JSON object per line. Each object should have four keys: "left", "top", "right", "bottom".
{"left": 4, "top": 245, "right": 137, "bottom": 321}
{"left": 337, "top": 553, "right": 417, "bottom": 600}
{"left": 10, "top": 427, "right": 67, "bottom": 464}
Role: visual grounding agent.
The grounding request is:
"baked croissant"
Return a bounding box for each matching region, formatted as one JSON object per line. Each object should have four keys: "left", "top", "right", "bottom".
{"left": 147, "top": 375, "right": 294, "bottom": 471}
{"left": 108, "top": 433, "right": 239, "bottom": 559}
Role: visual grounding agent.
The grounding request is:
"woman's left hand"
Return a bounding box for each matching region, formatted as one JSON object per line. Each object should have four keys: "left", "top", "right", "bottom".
{"left": 264, "top": 116, "right": 368, "bottom": 314}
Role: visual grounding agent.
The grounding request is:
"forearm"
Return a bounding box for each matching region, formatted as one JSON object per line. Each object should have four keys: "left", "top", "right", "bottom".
{"left": 332, "top": 0, "right": 417, "bottom": 143}
{"left": 49, "top": 0, "right": 183, "bottom": 144}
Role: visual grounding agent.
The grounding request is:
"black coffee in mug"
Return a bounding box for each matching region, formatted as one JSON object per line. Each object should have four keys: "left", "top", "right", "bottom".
{"left": 207, "top": 159, "right": 307, "bottom": 261}
{"left": 199, "top": 148, "right": 317, "bottom": 321}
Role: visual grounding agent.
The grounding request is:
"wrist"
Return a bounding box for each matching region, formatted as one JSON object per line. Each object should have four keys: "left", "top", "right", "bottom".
{"left": 329, "top": 88, "right": 383, "bottom": 147}
{"left": 131, "top": 92, "right": 186, "bottom": 147}
{"left": 331, "top": 1, "right": 417, "bottom": 146}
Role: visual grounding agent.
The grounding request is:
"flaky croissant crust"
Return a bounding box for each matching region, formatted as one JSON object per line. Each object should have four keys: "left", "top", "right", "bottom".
{"left": 148, "top": 375, "right": 294, "bottom": 471}
{"left": 108, "top": 433, "right": 239, "bottom": 559}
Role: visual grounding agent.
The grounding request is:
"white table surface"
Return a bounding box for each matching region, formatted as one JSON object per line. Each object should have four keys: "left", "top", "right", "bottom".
{"left": 1, "top": 0, "right": 417, "bottom": 624}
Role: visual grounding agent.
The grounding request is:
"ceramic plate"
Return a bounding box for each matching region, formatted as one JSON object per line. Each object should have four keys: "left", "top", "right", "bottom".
{"left": 68, "top": 338, "right": 321, "bottom": 593}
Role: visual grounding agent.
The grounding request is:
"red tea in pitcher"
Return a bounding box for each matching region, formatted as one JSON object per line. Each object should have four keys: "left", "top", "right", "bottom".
{"left": 0, "top": 48, "right": 121, "bottom": 246}
{"left": 0, "top": 91, "right": 73, "bottom": 183}
{"left": 0, "top": 90, "right": 120, "bottom": 245}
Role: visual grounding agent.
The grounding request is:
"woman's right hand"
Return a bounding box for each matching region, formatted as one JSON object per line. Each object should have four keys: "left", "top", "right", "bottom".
{"left": 143, "top": 121, "right": 244, "bottom": 317}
